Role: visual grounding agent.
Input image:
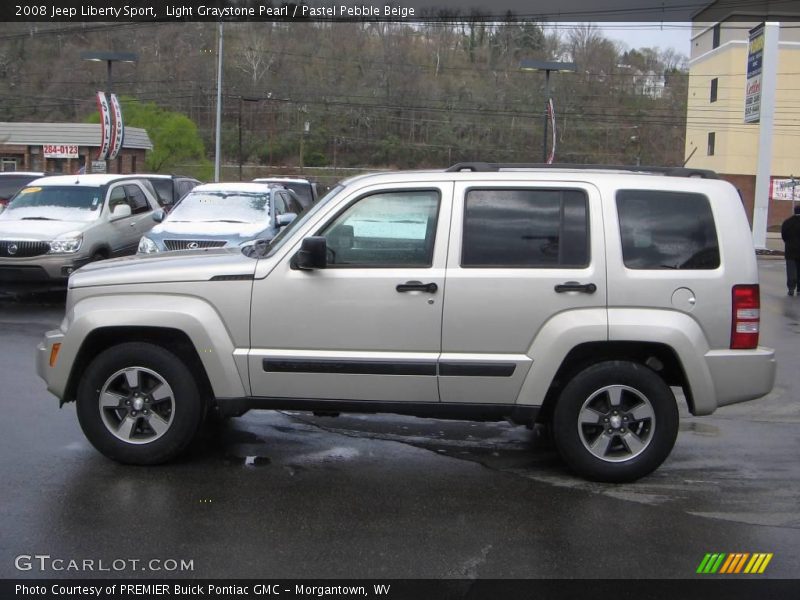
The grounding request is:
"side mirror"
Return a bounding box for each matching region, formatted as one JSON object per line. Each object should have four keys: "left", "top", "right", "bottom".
{"left": 293, "top": 236, "right": 327, "bottom": 270}
{"left": 276, "top": 212, "right": 297, "bottom": 228}
{"left": 152, "top": 209, "right": 166, "bottom": 223}
{"left": 110, "top": 203, "right": 132, "bottom": 220}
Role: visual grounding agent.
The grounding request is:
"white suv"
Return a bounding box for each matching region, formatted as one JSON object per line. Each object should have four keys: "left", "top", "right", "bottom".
{"left": 36, "top": 163, "right": 776, "bottom": 482}
{"left": 0, "top": 174, "right": 160, "bottom": 290}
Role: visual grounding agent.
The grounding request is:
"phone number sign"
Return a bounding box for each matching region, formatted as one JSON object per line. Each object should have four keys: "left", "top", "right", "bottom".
{"left": 43, "top": 144, "right": 79, "bottom": 158}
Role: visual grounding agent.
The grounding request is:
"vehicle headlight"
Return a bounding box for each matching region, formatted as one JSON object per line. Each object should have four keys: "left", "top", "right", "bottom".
{"left": 48, "top": 235, "right": 83, "bottom": 254}
{"left": 138, "top": 236, "right": 159, "bottom": 254}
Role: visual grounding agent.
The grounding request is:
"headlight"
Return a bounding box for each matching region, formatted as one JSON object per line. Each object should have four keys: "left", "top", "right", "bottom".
{"left": 48, "top": 235, "right": 83, "bottom": 254}
{"left": 137, "top": 236, "right": 159, "bottom": 254}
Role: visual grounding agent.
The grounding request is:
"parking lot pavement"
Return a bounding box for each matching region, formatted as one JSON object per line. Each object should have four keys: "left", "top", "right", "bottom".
{"left": 0, "top": 258, "right": 798, "bottom": 579}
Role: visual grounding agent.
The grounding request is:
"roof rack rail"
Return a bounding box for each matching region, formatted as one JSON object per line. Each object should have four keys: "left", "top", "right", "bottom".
{"left": 445, "top": 162, "right": 719, "bottom": 179}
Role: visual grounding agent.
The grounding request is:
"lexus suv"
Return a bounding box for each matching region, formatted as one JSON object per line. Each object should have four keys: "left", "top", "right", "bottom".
{"left": 36, "top": 163, "right": 776, "bottom": 482}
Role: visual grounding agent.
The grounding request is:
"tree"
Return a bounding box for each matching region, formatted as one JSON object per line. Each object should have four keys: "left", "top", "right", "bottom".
{"left": 88, "top": 97, "right": 211, "bottom": 177}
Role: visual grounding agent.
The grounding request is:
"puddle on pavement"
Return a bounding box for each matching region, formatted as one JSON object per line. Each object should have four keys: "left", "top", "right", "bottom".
{"left": 681, "top": 422, "right": 720, "bottom": 436}
{"left": 224, "top": 454, "right": 272, "bottom": 466}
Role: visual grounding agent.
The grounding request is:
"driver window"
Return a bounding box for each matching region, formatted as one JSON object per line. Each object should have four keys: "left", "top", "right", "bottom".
{"left": 320, "top": 190, "right": 440, "bottom": 267}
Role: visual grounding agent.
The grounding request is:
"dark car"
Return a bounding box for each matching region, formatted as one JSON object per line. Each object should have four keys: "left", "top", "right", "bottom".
{"left": 0, "top": 172, "right": 46, "bottom": 213}
{"left": 139, "top": 174, "right": 201, "bottom": 212}
{"left": 252, "top": 177, "right": 318, "bottom": 210}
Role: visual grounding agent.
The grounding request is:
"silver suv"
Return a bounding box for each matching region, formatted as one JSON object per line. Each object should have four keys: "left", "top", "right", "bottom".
{"left": 36, "top": 163, "right": 776, "bottom": 482}
{"left": 0, "top": 174, "right": 160, "bottom": 290}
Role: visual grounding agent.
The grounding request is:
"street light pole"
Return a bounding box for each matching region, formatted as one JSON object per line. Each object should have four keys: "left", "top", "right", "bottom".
{"left": 214, "top": 22, "right": 224, "bottom": 182}
{"left": 519, "top": 59, "right": 576, "bottom": 163}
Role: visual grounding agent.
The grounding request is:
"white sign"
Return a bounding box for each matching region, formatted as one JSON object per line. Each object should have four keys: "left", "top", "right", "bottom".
{"left": 744, "top": 23, "right": 764, "bottom": 124}
{"left": 91, "top": 160, "right": 107, "bottom": 174}
{"left": 770, "top": 177, "right": 799, "bottom": 201}
{"left": 43, "top": 144, "right": 78, "bottom": 159}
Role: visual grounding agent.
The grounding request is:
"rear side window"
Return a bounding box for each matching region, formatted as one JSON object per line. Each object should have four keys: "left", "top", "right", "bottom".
{"left": 617, "top": 190, "right": 720, "bottom": 270}
{"left": 124, "top": 184, "right": 151, "bottom": 215}
{"left": 462, "top": 188, "right": 589, "bottom": 268}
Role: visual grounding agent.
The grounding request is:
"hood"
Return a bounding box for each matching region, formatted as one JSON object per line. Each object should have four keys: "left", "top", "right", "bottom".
{"left": 152, "top": 220, "right": 269, "bottom": 240}
{"left": 69, "top": 248, "right": 257, "bottom": 289}
{"left": 0, "top": 219, "right": 93, "bottom": 241}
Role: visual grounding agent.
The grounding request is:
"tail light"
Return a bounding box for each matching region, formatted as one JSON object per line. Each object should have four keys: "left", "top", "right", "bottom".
{"left": 731, "top": 284, "right": 760, "bottom": 349}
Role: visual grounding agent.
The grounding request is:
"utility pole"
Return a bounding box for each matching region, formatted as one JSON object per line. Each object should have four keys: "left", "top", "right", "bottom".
{"left": 214, "top": 22, "right": 223, "bottom": 182}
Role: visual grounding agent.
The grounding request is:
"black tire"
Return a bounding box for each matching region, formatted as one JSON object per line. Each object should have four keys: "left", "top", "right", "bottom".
{"left": 76, "top": 342, "right": 206, "bottom": 465}
{"left": 552, "top": 360, "right": 678, "bottom": 483}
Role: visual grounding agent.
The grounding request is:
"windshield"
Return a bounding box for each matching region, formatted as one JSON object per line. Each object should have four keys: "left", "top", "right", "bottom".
{"left": 1, "top": 186, "right": 103, "bottom": 222}
{"left": 244, "top": 184, "right": 344, "bottom": 258}
{"left": 169, "top": 190, "right": 271, "bottom": 223}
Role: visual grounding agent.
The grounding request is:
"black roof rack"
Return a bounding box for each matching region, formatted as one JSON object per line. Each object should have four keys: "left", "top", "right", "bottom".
{"left": 445, "top": 162, "right": 719, "bottom": 179}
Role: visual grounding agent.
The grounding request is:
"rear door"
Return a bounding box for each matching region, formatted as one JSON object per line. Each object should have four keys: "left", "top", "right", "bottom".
{"left": 439, "top": 181, "right": 607, "bottom": 404}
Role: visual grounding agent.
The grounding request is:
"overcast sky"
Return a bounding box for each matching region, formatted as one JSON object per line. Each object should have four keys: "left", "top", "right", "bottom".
{"left": 598, "top": 22, "right": 691, "bottom": 55}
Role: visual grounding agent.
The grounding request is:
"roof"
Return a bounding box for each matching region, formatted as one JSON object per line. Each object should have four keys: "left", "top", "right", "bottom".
{"left": 0, "top": 122, "right": 153, "bottom": 150}
{"left": 253, "top": 177, "right": 311, "bottom": 184}
{"left": 193, "top": 182, "right": 275, "bottom": 193}
{"left": 28, "top": 174, "right": 153, "bottom": 187}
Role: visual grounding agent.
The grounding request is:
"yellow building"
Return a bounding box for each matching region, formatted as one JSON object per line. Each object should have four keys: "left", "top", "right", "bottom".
{"left": 685, "top": 18, "right": 800, "bottom": 229}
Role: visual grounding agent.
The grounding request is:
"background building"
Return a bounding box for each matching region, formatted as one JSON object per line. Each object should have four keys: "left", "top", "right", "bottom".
{"left": 0, "top": 123, "right": 152, "bottom": 175}
{"left": 685, "top": 18, "right": 800, "bottom": 229}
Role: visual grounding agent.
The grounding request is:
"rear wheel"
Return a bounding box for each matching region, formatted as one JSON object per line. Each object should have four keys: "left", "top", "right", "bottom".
{"left": 552, "top": 361, "right": 678, "bottom": 482}
{"left": 76, "top": 342, "right": 206, "bottom": 464}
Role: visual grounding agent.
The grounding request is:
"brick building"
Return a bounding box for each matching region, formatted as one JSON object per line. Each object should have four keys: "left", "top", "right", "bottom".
{"left": 0, "top": 122, "right": 152, "bottom": 175}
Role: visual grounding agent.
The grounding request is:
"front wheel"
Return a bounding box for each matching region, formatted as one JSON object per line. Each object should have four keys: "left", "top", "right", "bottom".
{"left": 76, "top": 342, "right": 206, "bottom": 464}
{"left": 552, "top": 361, "right": 678, "bottom": 483}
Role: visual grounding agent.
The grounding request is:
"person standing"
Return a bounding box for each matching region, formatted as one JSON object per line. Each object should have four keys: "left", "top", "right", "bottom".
{"left": 781, "top": 205, "right": 800, "bottom": 295}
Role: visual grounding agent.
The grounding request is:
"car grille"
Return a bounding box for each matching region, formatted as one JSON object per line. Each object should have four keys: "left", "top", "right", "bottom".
{"left": 164, "top": 239, "right": 227, "bottom": 251}
{"left": 0, "top": 240, "right": 50, "bottom": 258}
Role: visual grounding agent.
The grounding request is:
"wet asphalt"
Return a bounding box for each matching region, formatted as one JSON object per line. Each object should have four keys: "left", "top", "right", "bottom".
{"left": 0, "top": 259, "right": 798, "bottom": 579}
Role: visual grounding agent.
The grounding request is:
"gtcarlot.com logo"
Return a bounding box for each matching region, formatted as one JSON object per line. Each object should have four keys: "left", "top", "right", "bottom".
{"left": 696, "top": 552, "right": 773, "bottom": 574}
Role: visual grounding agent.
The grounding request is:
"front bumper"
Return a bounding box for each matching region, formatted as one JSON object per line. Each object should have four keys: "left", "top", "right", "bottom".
{"left": 36, "top": 329, "right": 67, "bottom": 402}
{"left": 0, "top": 254, "right": 90, "bottom": 290}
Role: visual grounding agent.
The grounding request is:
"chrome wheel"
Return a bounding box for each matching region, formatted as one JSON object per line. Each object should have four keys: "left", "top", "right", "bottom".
{"left": 99, "top": 367, "right": 175, "bottom": 445}
{"left": 577, "top": 384, "right": 656, "bottom": 463}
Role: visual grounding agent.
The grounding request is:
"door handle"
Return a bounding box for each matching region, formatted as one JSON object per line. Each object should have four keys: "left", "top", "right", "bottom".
{"left": 554, "top": 281, "right": 597, "bottom": 294}
{"left": 396, "top": 281, "right": 438, "bottom": 293}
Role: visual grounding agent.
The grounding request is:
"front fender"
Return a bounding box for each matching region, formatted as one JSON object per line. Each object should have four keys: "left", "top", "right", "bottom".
{"left": 52, "top": 293, "right": 248, "bottom": 401}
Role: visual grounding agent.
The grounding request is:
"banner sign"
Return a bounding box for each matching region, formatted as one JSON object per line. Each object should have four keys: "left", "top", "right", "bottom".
{"left": 770, "top": 177, "right": 800, "bottom": 201}
{"left": 744, "top": 23, "right": 764, "bottom": 124}
{"left": 108, "top": 93, "right": 125, "bottom": 160}
{"left": 95, "top": 91, "right": 112, "bottom": 160}
{"left": 43, "top": 144, "right": 78, "bottom": 159}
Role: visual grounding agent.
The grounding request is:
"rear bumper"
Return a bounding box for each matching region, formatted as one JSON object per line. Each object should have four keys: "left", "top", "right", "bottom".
{"left": 705, "top": 346, "right": 776, "bottom": 410}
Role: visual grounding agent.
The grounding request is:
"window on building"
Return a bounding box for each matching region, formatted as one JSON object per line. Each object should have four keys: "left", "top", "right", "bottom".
{"left": 710, "top": 78, "right": 718, "bottom": 103}
{"left": 462, "top": 188, "right": 589, "bottom": 268}
{"left": 712, "top": 24, "right": 721, "bottom": 48}
{"left": 707, "top": 132, "right": 716, "bottom": 156}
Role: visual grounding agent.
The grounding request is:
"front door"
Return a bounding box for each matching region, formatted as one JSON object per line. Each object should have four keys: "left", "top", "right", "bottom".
{"left": 248, "top": 182, "right": 453, "bottom": 403}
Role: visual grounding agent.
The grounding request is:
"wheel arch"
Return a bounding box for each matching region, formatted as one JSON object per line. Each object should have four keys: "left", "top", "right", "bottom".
{"left": 64, "top": 326, "right": 213, "bottom": 405}
{"left": 537, "top": 341, "right": 691, "bottom": 423}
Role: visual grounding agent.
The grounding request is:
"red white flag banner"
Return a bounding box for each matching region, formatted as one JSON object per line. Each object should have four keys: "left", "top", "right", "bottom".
{"left": 546, "top": 99, "right": 556, "bottom": 165}
{"left": 96, "top": 91, "right": 112, "bottom": 161}
{"left": 108, "top": 94, "right": 124, "bottom": 161}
